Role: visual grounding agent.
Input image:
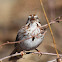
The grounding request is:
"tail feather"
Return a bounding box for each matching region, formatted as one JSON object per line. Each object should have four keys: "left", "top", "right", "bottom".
{"left": 9, "top": 48, "right": 22, "bottom": 61}
{"left": 10, "top": 48, "right": 17, "bottom": 55}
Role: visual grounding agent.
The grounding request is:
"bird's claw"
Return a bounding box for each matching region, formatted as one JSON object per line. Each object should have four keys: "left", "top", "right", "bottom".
{"left": 37, "top": 50, "right": 42, "bottom": 57}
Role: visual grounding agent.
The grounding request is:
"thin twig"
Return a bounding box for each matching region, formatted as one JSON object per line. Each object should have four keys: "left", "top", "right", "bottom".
{"left": 48, "top": 58, "right": 62, "bottom": 62}
{"left": 41, "top": 15, "right": 62, "bottom": 29}
{"left": 0, "top": 16, "right": 62, "bottom": 61}
{"left": 48, "top": 59, "right": 56, "bottom": 62}
{"left": 0, "top": 19, "right": 62, "bottom": 47}
{"left": 0, "top": 31, "right": 47, "bottom": 47}
{"left": 41, "top": 19, "right": 62, "bottom": 29}
{"left": 0, "top": 52, "right": 62, "bottom": 61}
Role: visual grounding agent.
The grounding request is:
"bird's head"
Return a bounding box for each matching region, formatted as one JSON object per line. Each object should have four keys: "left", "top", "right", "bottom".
{"left": 26, "top": 14, "right": 41, "bottom": 24}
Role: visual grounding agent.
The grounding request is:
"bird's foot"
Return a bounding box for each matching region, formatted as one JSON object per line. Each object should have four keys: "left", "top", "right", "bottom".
{"left": 35, "top": 49, "right": 42, "bottom": 56}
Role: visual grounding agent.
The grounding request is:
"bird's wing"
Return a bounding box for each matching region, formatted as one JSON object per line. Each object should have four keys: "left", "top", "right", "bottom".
{"left": 15, "top": 27, "right": 26, "bottom": 46}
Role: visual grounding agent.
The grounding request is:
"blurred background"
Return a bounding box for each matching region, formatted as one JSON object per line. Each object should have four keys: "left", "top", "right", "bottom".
{"left": 0, "top": 0, "right": 62, "bottom": 62}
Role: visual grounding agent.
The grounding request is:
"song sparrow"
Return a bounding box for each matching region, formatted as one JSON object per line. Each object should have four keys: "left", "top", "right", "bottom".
{"left": 9, "top": 14, "right": 46, "bottom": 61}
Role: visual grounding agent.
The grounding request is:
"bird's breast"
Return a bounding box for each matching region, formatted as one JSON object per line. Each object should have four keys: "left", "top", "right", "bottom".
{"left": 20, "top": 26, "right": 44, "bottom": 51}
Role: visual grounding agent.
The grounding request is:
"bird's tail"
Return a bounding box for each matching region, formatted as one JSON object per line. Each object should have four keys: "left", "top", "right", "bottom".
{"left": 9, "top": 47, "right": 22, "bottom": 61}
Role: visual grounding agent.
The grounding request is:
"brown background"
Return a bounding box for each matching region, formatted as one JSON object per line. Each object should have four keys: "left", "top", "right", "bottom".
{"left": 0, "top": 0, "right": 62, "bottom": 62}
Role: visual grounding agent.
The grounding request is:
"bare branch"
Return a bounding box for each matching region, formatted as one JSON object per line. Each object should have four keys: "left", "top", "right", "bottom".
{"left": 0, "top": 30, "right": 47, "bottom": 47}
{"left": 48, "top": 59, "right": 56, "bottom": 62}
{"left": 41, "top": 15, "right": 62, "bottom": 29}
{"left": 0, "top": 16, "right": 62, "bottom": 62}
{"left": 48, "top": 58, "right": 62, "bottom": 62}
{"left": 0, "top": 16, "right": 62, "bottom": 47}
{"left": 41, "top": 19, "right": 62, "bottom": 30}
{"left": 0, "top": 52, "right": 62, "bottom": 61}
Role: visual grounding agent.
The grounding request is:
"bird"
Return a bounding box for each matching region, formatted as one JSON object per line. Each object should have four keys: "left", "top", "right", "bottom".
{"left": 9, "top": 14, "right": 46, "bottom": 61}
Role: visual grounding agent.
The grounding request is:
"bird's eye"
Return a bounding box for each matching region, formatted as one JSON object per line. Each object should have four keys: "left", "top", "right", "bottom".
{"left": 39, "top": 21, "right": 41, "bottom": 23}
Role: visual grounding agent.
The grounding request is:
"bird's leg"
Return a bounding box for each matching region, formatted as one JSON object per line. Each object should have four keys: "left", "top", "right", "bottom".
{"left": 35, "top": 48, "right": 40, "bottom": 52}
{"left": 35, "top": 48, "right": 42, "bottom": 56}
